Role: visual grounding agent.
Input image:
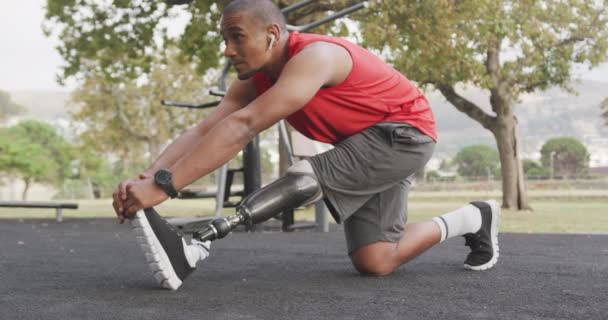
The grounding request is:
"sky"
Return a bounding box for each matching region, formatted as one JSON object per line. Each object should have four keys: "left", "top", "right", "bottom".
{"left": 0, "top": 1, "right": 73, "bottom": 91}
{"left": 0, "top": 1, "right": 607, "bottom": 92}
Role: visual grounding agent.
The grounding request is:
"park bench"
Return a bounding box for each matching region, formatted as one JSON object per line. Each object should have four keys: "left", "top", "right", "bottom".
{"left": 0, "top": 201, "right": 78, "bottom": 222}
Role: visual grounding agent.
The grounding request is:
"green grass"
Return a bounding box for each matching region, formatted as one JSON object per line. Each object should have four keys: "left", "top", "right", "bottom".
{"left": 0, "top": 198, "right": 221, "bottom": 220}
{"left": 293, "top": 199, "right": 608, "bottom": 234}
{"left": 1, "top": 196, "right": 606, "bottom": 234}
{"left": 406, "top": 200, "right": 608, "bottom": 234}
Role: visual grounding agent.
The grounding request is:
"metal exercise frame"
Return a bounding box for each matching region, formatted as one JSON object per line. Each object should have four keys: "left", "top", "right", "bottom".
{"left": 163, "top": 0, "right": 368, "bottom": 232}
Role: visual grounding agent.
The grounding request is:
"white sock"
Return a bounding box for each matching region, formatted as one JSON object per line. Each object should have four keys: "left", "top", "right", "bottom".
{"left": 185, "top": 239, "right": 211, "bottom": 266}
{"left": 432, "top": 204, "right": 482, "bottom": 242}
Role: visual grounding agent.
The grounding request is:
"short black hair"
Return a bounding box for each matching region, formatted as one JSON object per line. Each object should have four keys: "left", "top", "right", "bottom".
{"left": 222, "top": 0, "right": 287, "bottom": 32}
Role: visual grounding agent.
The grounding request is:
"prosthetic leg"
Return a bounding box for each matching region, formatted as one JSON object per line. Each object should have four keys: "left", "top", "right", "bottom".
{"left": 193, "top": 160, "right": 322, "bottom": 242}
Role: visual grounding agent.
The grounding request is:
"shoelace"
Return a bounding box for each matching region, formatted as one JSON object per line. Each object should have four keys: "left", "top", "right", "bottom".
{"left": 464, "top": 233, "right": 483, "bottom": 250}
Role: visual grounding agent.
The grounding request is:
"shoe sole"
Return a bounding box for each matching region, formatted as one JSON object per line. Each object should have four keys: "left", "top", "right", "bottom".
{"left": 131, "top": 210, "right": 184, "bottom": 290}
{"left": 464, "top": 200, "right": 500, "bottom": 271}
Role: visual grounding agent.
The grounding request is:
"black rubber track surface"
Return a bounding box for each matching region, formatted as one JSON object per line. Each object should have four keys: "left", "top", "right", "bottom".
{"left": 1, "top": 218, "right": 606, "bottom": 320}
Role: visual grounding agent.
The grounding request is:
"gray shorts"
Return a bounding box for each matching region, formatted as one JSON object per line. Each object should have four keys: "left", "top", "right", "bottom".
{"left": 308, "top": 122, "right": 435, "bottom": 254}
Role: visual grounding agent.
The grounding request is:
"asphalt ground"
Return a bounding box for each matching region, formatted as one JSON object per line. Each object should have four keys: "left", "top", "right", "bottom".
{"left": 0, "top": 218, "right": 606, "bottom": 320}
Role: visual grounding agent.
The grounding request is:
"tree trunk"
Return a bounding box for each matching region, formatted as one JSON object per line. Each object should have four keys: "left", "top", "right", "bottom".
{"left": 22, "top": 177, "right": 30, "bottom": 201}
{"left": 491, "top": 115, "right": 530, "bottom": 210}
{"left": 513, "top": 125, "right": 530, "bottom": 210}
{"left": 9, "top": 175, "right": 16, "bottom": 200}
{"left": 87, "top": 177, "right": 95, "bottom": 199}
{"left": 437, "top": 79, "right": 531, "bottom": 211}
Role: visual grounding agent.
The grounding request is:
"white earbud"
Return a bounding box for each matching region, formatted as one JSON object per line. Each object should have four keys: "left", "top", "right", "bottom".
{"left": 267, "top": 35, "right": 276, "bottom": 50}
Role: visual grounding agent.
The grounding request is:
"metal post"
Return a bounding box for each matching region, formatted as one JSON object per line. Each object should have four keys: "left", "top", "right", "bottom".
{"left": 56, "top": 208, "right": 63, "bottom": 223}
{"left": 243, "top": 137, "right": 262, "bottom": 196}
{"left": 314, "top": 200, "right": 329, "bottom": 232}
{"left": 550, "top": 151, "right": 556, "bottom": 180}
{"left": 243, "top": 136, "right": 262, "bottom": 232}
{"left": 278, "top": 121, "right": 295, "bottom": 166}
{"left": 281, "top": 0, "right": 316, "bottom": 13}
{"left": 287, "top": 2, "right": 368, "bottom": 32}
{"left": 214, "top": 165, "right": 228, "bottom": 217}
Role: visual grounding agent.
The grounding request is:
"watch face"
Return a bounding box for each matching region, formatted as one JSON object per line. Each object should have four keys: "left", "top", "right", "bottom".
{"left": 155, "top": 170, "right": 171, "bottom": 184}
{"left": 154, "top": 169, "right": 177, "bottom": 198}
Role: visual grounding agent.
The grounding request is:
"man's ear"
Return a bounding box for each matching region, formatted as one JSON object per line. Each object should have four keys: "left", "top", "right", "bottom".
{"left": 267, "top": 34, "right": 276, "bottom": 50}
{"left": 266, "top": 24, "right": 281, "bottom": 50}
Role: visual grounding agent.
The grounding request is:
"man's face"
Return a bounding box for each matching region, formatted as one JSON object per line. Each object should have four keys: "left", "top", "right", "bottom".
{"left": 220, "top": 12, "right": 269, "bottom": 80}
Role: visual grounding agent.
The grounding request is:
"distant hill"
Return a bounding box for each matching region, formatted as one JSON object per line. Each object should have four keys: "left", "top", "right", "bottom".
{"left": 9, "top": 90, "right": 72, "bottom": 121}
{"left": 425, "top": 80, "right": 608, "bottom": 164}
{"left": 8, "top": 80, "right": 608, "bottom": 165}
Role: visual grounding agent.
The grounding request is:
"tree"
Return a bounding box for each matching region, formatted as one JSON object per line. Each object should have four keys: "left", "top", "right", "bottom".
{"left": 453, "top": 145, "right": 500, "bottom": 178}
{"left": 601, "top": 97, "right": 608, "bottom": 127}
{"left": 361, "top": 0, "right": 608, "bottom": 209}
{"left": 0, "top": 134, "right": 23, "bottom": 187}
{"left": 0, "top": 122, "right": 71, "bottom": 200}
{"left": 70, "top": 50, "right": 209, "bottom": 163}
{"left": 14, "top": 121, "right": 74, "bottom": 181}
{"left": 522, "top": 159, "right": 547, "bottom": 179}
{"left": 540, "top": 137, "right": 589, "bottom": 179}
{"left": 61, "top": 145, "right": 115, "bottom": 199}
{"left": 0, "top": 90, "right": 25, "bottom": 123}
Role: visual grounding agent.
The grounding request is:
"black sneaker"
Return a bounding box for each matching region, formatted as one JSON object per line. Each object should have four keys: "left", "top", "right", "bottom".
{"left": 130, "top": 208, "right": 202, "bottom": 290}
{"left": 463, "top": 200, "right": 500, "bottom": 271}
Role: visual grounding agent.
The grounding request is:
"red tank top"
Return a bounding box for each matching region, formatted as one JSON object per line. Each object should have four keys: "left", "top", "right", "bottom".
{"left": 252, "top": 32, "right": 437, "bottom": 145}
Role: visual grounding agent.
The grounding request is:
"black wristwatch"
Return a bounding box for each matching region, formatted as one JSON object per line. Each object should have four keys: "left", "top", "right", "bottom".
{"left": 154, "top": 169, "right": 178, "bottom": 199}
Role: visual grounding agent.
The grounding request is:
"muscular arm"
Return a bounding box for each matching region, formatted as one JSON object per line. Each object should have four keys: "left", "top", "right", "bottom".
{"left": 143, "top": 78, "right": 258, "bottom": 176}
{"left": 169, "top": 43, "right": 352, "bottom": 190}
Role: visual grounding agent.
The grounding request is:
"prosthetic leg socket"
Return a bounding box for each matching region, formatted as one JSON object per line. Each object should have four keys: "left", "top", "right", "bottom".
{"left": 193, "top": 170, "right": 321, "bottom": 242}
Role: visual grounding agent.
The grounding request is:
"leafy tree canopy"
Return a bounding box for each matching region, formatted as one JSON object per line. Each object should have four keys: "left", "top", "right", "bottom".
{"left": 453, "top": 144, "right": 500, "bottom": 178}
{"left": 540, "top": 137, "right": 589, "bottom": 178}
{"left": 0, "top": 129, "right": 52, "bottom": 182}
{"left": 44, "top": 0, "right": 359, "bottom": 84}
{"left": 5, "top": 121, "right": 74, "bottom": 182}
{"left": 522, "top": 159, "right": 548, "bottom": 179}
{"left": 44, "top": 0, "right": 173, "bottom": 83}
{"left": 0, "top": 90, "right": 26, "bottom": 123}
{"left": 362, "top": 0, "right": 608, "bottom": 94}
{"left": 0, "top": 121, "right": 74, "bottom": 199}
{"left": 69, "top": 49, "right": 213, "bottom": 161}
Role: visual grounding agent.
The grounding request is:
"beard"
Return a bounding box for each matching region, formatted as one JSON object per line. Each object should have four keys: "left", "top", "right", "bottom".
{"left": 235, "top": 63, "right": 262, "bottom": 80}
{"left": 237, "top": 69, "right": 258, "bottom": 80}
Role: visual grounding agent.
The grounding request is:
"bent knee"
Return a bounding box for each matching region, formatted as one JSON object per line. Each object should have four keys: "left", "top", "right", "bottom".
{"left": 352, "top": 260, "right": 395, "bottom": 277}
{"left": 350, "top": 243, "right": 398, "bottom": 276}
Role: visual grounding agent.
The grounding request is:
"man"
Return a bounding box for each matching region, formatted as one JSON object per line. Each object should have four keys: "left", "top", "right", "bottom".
{"left": 113, "top": 0, "right": 499, "bottom": 290}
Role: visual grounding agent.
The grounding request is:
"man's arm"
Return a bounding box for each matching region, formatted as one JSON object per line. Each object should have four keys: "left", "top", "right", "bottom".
{"left": 169, "top": 43, "right": 352, "bottom": 191}
{"left": 143, "top": 77, "right": 258, "bottom": 176}
{"left": 113, "top": 77, "right": 255, "bottom": 221}
{"left": 121, "top": 42, "right": 352, "bottom": 215}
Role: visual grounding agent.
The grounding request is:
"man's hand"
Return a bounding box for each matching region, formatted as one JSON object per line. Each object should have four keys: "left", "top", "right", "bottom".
{"left": 121, "top": 178, "right": 169, "bottom": 218}
{"left": 112, "top": 173, "right": 152, "bottom": 224}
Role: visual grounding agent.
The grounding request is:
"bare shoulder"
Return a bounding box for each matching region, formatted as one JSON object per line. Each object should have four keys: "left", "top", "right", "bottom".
{"left": 298, "top": 42, "right": 351, "bottom": 64}
{"left": 293, "top": 41, "right": 353, "bottom": 87}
